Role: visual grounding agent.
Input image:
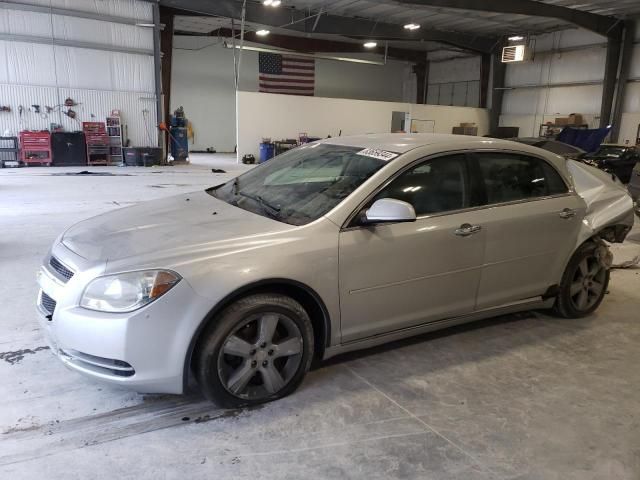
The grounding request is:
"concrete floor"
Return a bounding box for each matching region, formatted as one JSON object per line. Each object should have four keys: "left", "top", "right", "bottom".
{"left": 1, "top": 154, "right": 640, "bottom": 479}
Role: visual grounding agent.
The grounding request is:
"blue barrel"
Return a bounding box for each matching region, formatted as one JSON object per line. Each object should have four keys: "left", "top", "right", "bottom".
{"left": 259, "top": 142, "right": 275, "bottom": 163}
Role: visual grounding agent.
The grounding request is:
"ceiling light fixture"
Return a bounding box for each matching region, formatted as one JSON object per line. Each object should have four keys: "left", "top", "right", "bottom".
{"left": 404, "top": 23, "right": 420, "bottom": 30}
{"left": 508, "top": 35, "right": 525, "bottom": 41}
{"left": 256, "top": 29, "right": 270, "bottom": 36}
{"left": 223, "top": 43, "right": 386, "bottom": 65}
{"left": 263, "top": 0, "right": 281, "bottom": 6}
{"left": 363, "top": 41, "right": 377, "bottom": 48}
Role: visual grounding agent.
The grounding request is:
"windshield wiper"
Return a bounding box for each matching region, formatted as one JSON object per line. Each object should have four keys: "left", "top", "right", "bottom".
{"left": 237, "top": 191, "right": 282, "bottom": 218}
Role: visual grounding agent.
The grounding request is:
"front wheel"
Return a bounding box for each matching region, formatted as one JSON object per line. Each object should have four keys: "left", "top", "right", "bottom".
{"left": 195, "top": 294, "right": 314, "bottom": 408}
{"left": 552, "top": 242, "right": 610, "bottom": 318}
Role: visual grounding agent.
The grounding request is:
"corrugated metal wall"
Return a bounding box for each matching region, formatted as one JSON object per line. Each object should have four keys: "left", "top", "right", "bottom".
{"left": 0, "top": 0, "right": 157, "bottom": 146}
{"left": 499, "top": 30, "right": 607, "bottom": 137}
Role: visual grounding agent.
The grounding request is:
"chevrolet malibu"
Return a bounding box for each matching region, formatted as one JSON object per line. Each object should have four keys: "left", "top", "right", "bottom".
{"left": 37, "top": 134, "right": 634, "bottom": 407}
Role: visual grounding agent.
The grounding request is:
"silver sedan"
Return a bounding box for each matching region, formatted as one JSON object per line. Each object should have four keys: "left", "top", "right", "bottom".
{"left": 37, "top": 134, "right": 634, "bottom": 407}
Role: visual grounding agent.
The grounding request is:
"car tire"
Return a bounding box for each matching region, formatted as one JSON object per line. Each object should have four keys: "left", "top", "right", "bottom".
{"left": 552, "top": 242, "right": 610, "bottom": 318}
{"left": 195, "top": 293, "right": 314, "bottom": 408}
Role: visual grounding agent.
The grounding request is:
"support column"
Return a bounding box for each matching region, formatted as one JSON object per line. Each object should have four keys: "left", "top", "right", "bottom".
{"left": 480, "top": 53, "right": 491, "bottom": 108}
{"left": 599, "top": 33, "right": 622, "bottom": 128}
{"left": 159, "top": 6, "right": 174, "bottom": 153}
{"left": 152, "top": 1, "right": 162, "bottom": 144}
{"left": 489, "top": 51, "right": 506, "bottom": 136}
{"left": 413, "top": 61, "right": 429, "bottom": 104}
{"left": 610, "top": 20, "right": 636, "bottom": 142}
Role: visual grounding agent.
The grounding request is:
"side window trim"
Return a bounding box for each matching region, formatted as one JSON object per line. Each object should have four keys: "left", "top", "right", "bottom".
{"left": 341, "top": 149, "right": 573, "bottom": 231}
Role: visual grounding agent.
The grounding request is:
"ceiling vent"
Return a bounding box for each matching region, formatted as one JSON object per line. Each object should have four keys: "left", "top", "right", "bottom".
{"left": 502, "top": 45, "right": 532, "bottom": 63}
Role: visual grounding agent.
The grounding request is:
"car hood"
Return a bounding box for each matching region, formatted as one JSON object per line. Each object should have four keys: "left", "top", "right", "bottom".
{"left": 62, "top": 190, "right": 294, "bottom": 263}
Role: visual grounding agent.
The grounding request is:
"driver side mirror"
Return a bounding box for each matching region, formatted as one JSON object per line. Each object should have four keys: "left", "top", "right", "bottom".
{"left": 360, "top": 198, "right": 417, "bottom": 225}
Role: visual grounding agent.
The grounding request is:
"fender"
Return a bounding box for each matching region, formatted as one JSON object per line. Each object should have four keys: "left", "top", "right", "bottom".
{"left": 182, "top": 278, "right": 332, "bottom": 392}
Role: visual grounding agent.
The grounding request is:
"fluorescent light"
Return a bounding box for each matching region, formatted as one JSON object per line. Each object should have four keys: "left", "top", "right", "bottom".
{"left": 256, "top": 29, "right": 270, "bottom": 36}
{"left": 404, "top": 23, "right": 420, "bottom": 30}
{"left": 508, "top": 35, "right": 525, "bottom": 41}
{"left": 363, "top": 41, "right": 377, "bottom": 48}
{"left": 135, "top": 23, "right": 156, "bottom": 28}
{"left": 263, "top": 0, "right": 281, "bottom": 6}
{"left": 263, "top": 0, "right": 273, "bottom": 5}
{"left": 223, "top": 43, "right": 386, "bottom": 65}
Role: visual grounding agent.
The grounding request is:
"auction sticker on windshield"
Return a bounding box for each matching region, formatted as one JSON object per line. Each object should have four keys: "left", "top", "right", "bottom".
{"left": 356, "top": 148, "right": 399, "bottom": 161}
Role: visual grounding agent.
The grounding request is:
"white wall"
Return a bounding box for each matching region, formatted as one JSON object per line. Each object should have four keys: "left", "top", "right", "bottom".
{"left": 0, "top": 0, "right": 157, "bottom": 146}
{"left": 237, "top": 90, "right": 489, "bottom": 158}
{"left": 170, "top": 36, "right": 413, "bottom": 152}
{"left": 499, "top": 28, "right": 640, "bottom": 144}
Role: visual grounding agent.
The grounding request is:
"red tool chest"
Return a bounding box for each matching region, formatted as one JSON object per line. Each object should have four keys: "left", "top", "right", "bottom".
{"left": 82, "top": 122, "right": 110, "bottom": 165}
{"left": 20, "top": 131, "right": 52, "bottom": 166}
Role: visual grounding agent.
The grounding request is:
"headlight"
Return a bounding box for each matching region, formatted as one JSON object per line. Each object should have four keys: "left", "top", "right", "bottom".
{"left": 80, "top": 270, "right": 181, "bottom": 313}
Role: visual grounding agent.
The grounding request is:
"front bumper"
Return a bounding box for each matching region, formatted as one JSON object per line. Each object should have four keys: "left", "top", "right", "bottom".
{"left": 36, "top": 245, "right": 212, "bottom": 394}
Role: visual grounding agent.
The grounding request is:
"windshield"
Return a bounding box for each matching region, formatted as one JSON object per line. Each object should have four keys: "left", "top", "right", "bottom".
{"left": 595, "top": 146, "right": 626, "bottom": 157}
{"left": 208, "top": 144, "right": 388, "bottom": 225}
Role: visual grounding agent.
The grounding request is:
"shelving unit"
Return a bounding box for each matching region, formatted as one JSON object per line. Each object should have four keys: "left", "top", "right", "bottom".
{"left": 0, "top": 136, "right": 20, "bottom": 167}
{"left": 82, "top": 122, "right": 110, "bottom": 166}
{"left": 106, "top": 115, "right": 124, "bottom": 165}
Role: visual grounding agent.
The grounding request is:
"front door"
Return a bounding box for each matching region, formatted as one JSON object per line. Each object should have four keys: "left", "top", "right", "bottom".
{"left": 338, "top": 153, "right": 486, "bottom": 343}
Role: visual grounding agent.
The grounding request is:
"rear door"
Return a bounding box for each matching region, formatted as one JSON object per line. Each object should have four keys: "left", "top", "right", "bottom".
{"left": 470, "top": 151, "right": 586, "bottom": 309}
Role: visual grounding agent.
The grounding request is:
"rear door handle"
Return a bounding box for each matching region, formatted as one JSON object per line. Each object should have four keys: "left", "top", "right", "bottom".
{"left": 558, "top": 208, "right": 577, "bottom": 219}
{"left": 454, "top": 223, "right": 482, "bottom": 237}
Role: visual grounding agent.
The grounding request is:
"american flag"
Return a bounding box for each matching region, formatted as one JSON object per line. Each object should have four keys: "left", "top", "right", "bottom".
{"left": 259, "top": 52, "right": 315, "bottom": 96}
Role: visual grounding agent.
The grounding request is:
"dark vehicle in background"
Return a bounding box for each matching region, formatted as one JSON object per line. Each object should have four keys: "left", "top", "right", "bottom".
{"left": 512, "top": 138, "right": 586, "bottom": 160}
{"left": 582, "top": 145, "right": 640, "bottom": 184}
{"left": 628, "top": 161, "right": 640, "bottom": 218}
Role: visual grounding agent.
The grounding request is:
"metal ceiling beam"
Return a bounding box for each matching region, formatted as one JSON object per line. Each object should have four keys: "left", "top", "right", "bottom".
{"left": 393, "top": 0, "right": 623, "bottom": 38}
{"left": 160, "top": 0, "right": 497, "bottom": 53}
{"left": 302, "top": 13, "right": 496, "bottom": 53}
{"left": 0, "top": 1, "right": 144, "bottom": 26}
{"left": 175, "top": 28, "right": 431, "bottom": 62}
{"left": 0, "top": 33, "right": 153, "bottom": 56}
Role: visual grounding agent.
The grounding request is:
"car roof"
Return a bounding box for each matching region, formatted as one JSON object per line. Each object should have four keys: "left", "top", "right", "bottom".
{"left": 316, "top": 133, "right": 529, "bottom": 154}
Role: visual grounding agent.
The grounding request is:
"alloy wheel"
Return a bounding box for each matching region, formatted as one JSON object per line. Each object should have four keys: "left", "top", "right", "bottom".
{"left": 217, "top": 312, "right": 303, "bottom": 400}
{"left": 569, "top": 256, "right": 607, "bottom": 312}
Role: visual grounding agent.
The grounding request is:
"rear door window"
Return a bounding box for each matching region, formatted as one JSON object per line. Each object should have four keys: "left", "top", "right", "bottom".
{"left": 475, "top": 153, "right": 568, "bottom": 204}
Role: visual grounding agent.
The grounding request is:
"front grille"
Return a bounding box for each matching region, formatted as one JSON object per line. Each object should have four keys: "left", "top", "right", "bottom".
{"left": 49, "top": 256, "right": 74, "bottom": 282}
{"left": 41, "top": 291, "right": 56, "bottom": 315}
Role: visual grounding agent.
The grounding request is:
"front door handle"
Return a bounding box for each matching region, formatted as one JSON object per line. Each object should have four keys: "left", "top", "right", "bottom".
{"left": 454, "top": 223, "right": 482, "bottom": 237}
{"left": 558, "top": 208, "right": 577, "bottom": 219}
